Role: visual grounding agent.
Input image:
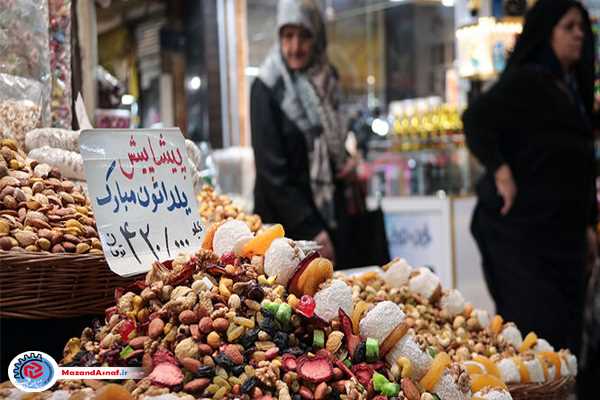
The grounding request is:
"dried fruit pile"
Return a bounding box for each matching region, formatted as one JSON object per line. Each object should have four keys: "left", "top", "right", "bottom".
{"left": 0, "top": 223, "right": 576, "bottom": 400}
{"left": 197, "top": 185, "right": 262, "bottom": 233}
{"left": 0, "top": 138, "right": 101, "bottom": 254}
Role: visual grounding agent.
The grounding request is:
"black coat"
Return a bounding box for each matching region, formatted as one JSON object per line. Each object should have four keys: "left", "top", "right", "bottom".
{"left": 463, "top": 65, "right": 596, "bottom": 356}
{"left": 464, "top": 65, "right": 597, "bottom": 246}
{"left": 250, "top": 77, "right": 327, "bottom": 240}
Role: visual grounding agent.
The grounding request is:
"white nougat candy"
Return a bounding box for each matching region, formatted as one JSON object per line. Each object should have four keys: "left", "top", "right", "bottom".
{"left": 559, "top": 350, "right": 577, "bottom": 376}
{"left": 263, "top": 238, "right": 305, "bottom": 285}
{"left": 382, "top": 258, "right": 413, "bottom": 288}
{"left": 524, "top": 357, "right": 545, "bottom": 383}
{"left": 314, "top": 279, "right": 353, "bottom": 322}
{"left": 440, "top": 289, "right": 466, "bottom": 317}
{"left": 212, "top": 220, "right": 253, "bottom": 256}
{"left": 408, "top": 267, "right": 440, "bottom": 300}
{"left": 473, "top": 389, "right": 514, "bottom": 400}
{"left": 432, "top": 369, "right": 471, "bottom": 400}
{"left": 473, "top": 309, "right": 490, "bottom": 329}
{"left": 497, "top": 358, "right": 521, "bottom": 384}
{"left": 359, "top": 301, "right": 405, "bottom": 341}
{"left": 499, "top": 323, "right": 523, "bottom": 349}
{"left": 533, "top": 338, "right": 554, "bottom": 353}
{"left": 386, "top": 334, "right": 433, "bottom": 380}
{"left": 358, "top": 301, "right": 433, "bottom": 379}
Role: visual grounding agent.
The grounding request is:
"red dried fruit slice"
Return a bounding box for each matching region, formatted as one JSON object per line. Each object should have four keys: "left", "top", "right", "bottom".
{"left": 315, "top": 349, "right": 333, "bottom": 361}
{"left": 296, "top": 295, "right": 316, "bottom": 318}
{"left": 288, "top": 252, "right": 319, "bottom": 295}
{"left": 152, "top": 348, "right": 178, "bottom": 366}
{"left": 351, "top": 363, "right": 374, "bottom": 387}
{"left": 220, "top": 252, "right": 236, "bottom": 265}
{"left": 296, "top": 355, "right": 334, "bottom": 383}
{"left": 148, "top": 362, "right": 184, "bottom": 387}
{"left": 282, "top": 354, "right": 298, "bottom": 371}
{"left": 339, "top": 309, "right": 361, "bottom": 356}
{"left": 119, "top": 319, "right": 136, "bottom": 341}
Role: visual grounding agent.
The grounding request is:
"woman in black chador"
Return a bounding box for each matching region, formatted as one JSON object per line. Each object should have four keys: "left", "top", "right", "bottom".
{"left": 463, "top": 0, "right": 596, "bottom": 360}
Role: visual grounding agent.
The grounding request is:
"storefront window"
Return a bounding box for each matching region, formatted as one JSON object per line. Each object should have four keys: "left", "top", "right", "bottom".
{"left": 247, "top": 0, "right": 455, "bottom": 110}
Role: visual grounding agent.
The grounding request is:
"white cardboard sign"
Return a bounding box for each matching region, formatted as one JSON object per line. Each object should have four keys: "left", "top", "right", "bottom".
{"left": 80, "top": 129, "right": 205, "bottom": 276}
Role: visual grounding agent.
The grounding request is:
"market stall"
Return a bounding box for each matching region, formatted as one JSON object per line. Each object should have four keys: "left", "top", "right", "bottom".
{"left": 0, "top": 1, "right": 584, "bottom": 399}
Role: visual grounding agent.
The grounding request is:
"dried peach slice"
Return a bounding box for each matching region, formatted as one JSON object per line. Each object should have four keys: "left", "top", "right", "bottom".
{"left": 351, "top": 301, "right": 370, "bottom": 335}
{"left": 359, "top": 271, "right": 379, "bottom": 283}
{"left": 419, "top": 352, "right": 451, "bottom": 391}
{"left": 470, "top": 374, "right": 507, "bottom": 393}
{"left": 472, "top": 355, "right": 501, "bottom": 379}
{"left": 519, "top": 332, "right": 538, "bottom": 353}
{"left": 490, "top": 315, "right": 503, "bottom": 334}
{"left": 537, "top": 355, "right": 549, "bottom": 381}
{"left": 242, "top": 224, "right": 284, "bottom": 257}
{"left": 202, "top": 222, "right": 223, "bottom": 250}
{"left": 539, "top": 352, "right": 562, "bottom": 379}
{"left": 512, "top": 356, "right": 530, "bottom": 383}
{"left": 95, "top": 384, "right": 134, "bottom": 400}
{"left": 297, "top": 257, "right": 334, "bottom": 296}
{"left": 463, "top": 362, "right": 485, "bottom": 376}
{"left": 380, "top": 322, "right": 409, "bottom": 357}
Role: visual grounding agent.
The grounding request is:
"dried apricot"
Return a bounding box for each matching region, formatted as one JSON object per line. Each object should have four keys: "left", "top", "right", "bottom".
{"left": 242, "top": 224, "right": 284, "bottom": 256}
{"left": 419, "top": 352, "right": 451, "bottom": 391}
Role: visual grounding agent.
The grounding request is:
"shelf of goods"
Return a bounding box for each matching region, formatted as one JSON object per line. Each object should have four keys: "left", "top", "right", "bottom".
{"left": 1, "top": 217, "right": 577, "bottom": 400}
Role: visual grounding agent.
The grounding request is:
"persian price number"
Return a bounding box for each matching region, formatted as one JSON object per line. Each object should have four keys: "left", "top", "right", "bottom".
{"left": 80, "top": 129, "right": 205, "bottom": 277}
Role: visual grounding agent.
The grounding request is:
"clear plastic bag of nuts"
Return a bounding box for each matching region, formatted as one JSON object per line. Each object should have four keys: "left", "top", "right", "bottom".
{"left": 0, "top": 73, "right": 44, "bottom": 150}
{"left": 0, "top": 0, "right": 51, "bottom": 126}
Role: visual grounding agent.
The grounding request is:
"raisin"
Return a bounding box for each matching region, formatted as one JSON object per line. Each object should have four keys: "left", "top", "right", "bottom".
{"left": 231, "top": 364, "right": 245, "bottom": 376}
{"left": 196, "top": 365, "right": 215, "bottom": 378}
{"left": 273, "top": 332, "right": 289, "bottom": 350}
{"left": 214, "top": 353, "right": 235, "bottom": 370}
{"left": 241, "top": 377, "right": 259, "bottom": 393}
{"left": 352, "top": 341, "right": 367, "bottom": 364}
{"left": 240, "top": 328, "right": 259, "bottom": 349}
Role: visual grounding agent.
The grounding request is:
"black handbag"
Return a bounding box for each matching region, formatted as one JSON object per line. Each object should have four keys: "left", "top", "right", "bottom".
{"left": 334, "top": 180, "right": 390, "bottom": 269}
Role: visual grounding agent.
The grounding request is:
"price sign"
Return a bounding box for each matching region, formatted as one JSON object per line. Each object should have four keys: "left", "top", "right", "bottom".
{"left": 80, "top": 129, "right": 204, "bottom": 277}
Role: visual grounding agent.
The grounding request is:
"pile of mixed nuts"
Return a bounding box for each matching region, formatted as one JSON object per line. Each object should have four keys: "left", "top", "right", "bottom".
{"left": 197, "top": 185, "right": 262, "bottom": 233}
{"left": 0, "top": 138, "right": 101, "bottom": 254}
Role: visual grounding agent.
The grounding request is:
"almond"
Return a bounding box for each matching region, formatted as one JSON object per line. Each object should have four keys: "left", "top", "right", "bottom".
{"left": 181, "top": 357, "right": 202, "bottom": 373}
{"left": 129, "top": 336, "right": 150, "bottom": 349}
{"left": 198, "top": 317, "right": 213, "bottom": 334}
{"left": 223, "top": 344, "right": 243, "bottom": 365}
{"left": 148, "top": 318, "right": 165, "bottom": 339}
{"left": 179, "top": 310, "right": 198, "bottom": 325}
{"left": 183, "top": 378, "right": 210, "bottom": 393}
{"left": 401, "top": 377, "right": 420, "bottom": 400}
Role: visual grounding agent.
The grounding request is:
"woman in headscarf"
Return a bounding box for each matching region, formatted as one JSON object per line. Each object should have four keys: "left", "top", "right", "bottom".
{"left": 463, "top": 0, "right": 596, "bottom": 361}
{"left": 251, "top": 0, "right": 355, "bottom": 261}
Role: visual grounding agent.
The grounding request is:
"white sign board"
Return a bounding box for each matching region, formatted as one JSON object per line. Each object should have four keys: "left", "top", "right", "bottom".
{"left": 80, "top": 129, "right": 205, "bottom": 276}
{"left": 377, "top": 196, "right": 454, "bottom": 289}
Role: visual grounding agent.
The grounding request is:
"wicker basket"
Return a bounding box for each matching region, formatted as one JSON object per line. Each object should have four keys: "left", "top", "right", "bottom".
{"left": 509, "top": 376, "right": 576, "bottom": 400}
{"left": 0, "top": 250, "right": 143, "bottom": 319}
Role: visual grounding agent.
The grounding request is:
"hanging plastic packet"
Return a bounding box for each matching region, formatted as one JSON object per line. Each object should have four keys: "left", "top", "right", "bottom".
{"left": 0, "top": 0, "right": 51, "bottom": 127}
{"left": 49, "top": 0, "right": 73, "bottom": 128}
{"left": 0, "top": 73, "right": 44, "bottom": 149}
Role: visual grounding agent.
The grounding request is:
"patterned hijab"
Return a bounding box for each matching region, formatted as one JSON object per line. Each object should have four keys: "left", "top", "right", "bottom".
{"left": 258, "top": 0, "right": 347, "bottom": 229}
